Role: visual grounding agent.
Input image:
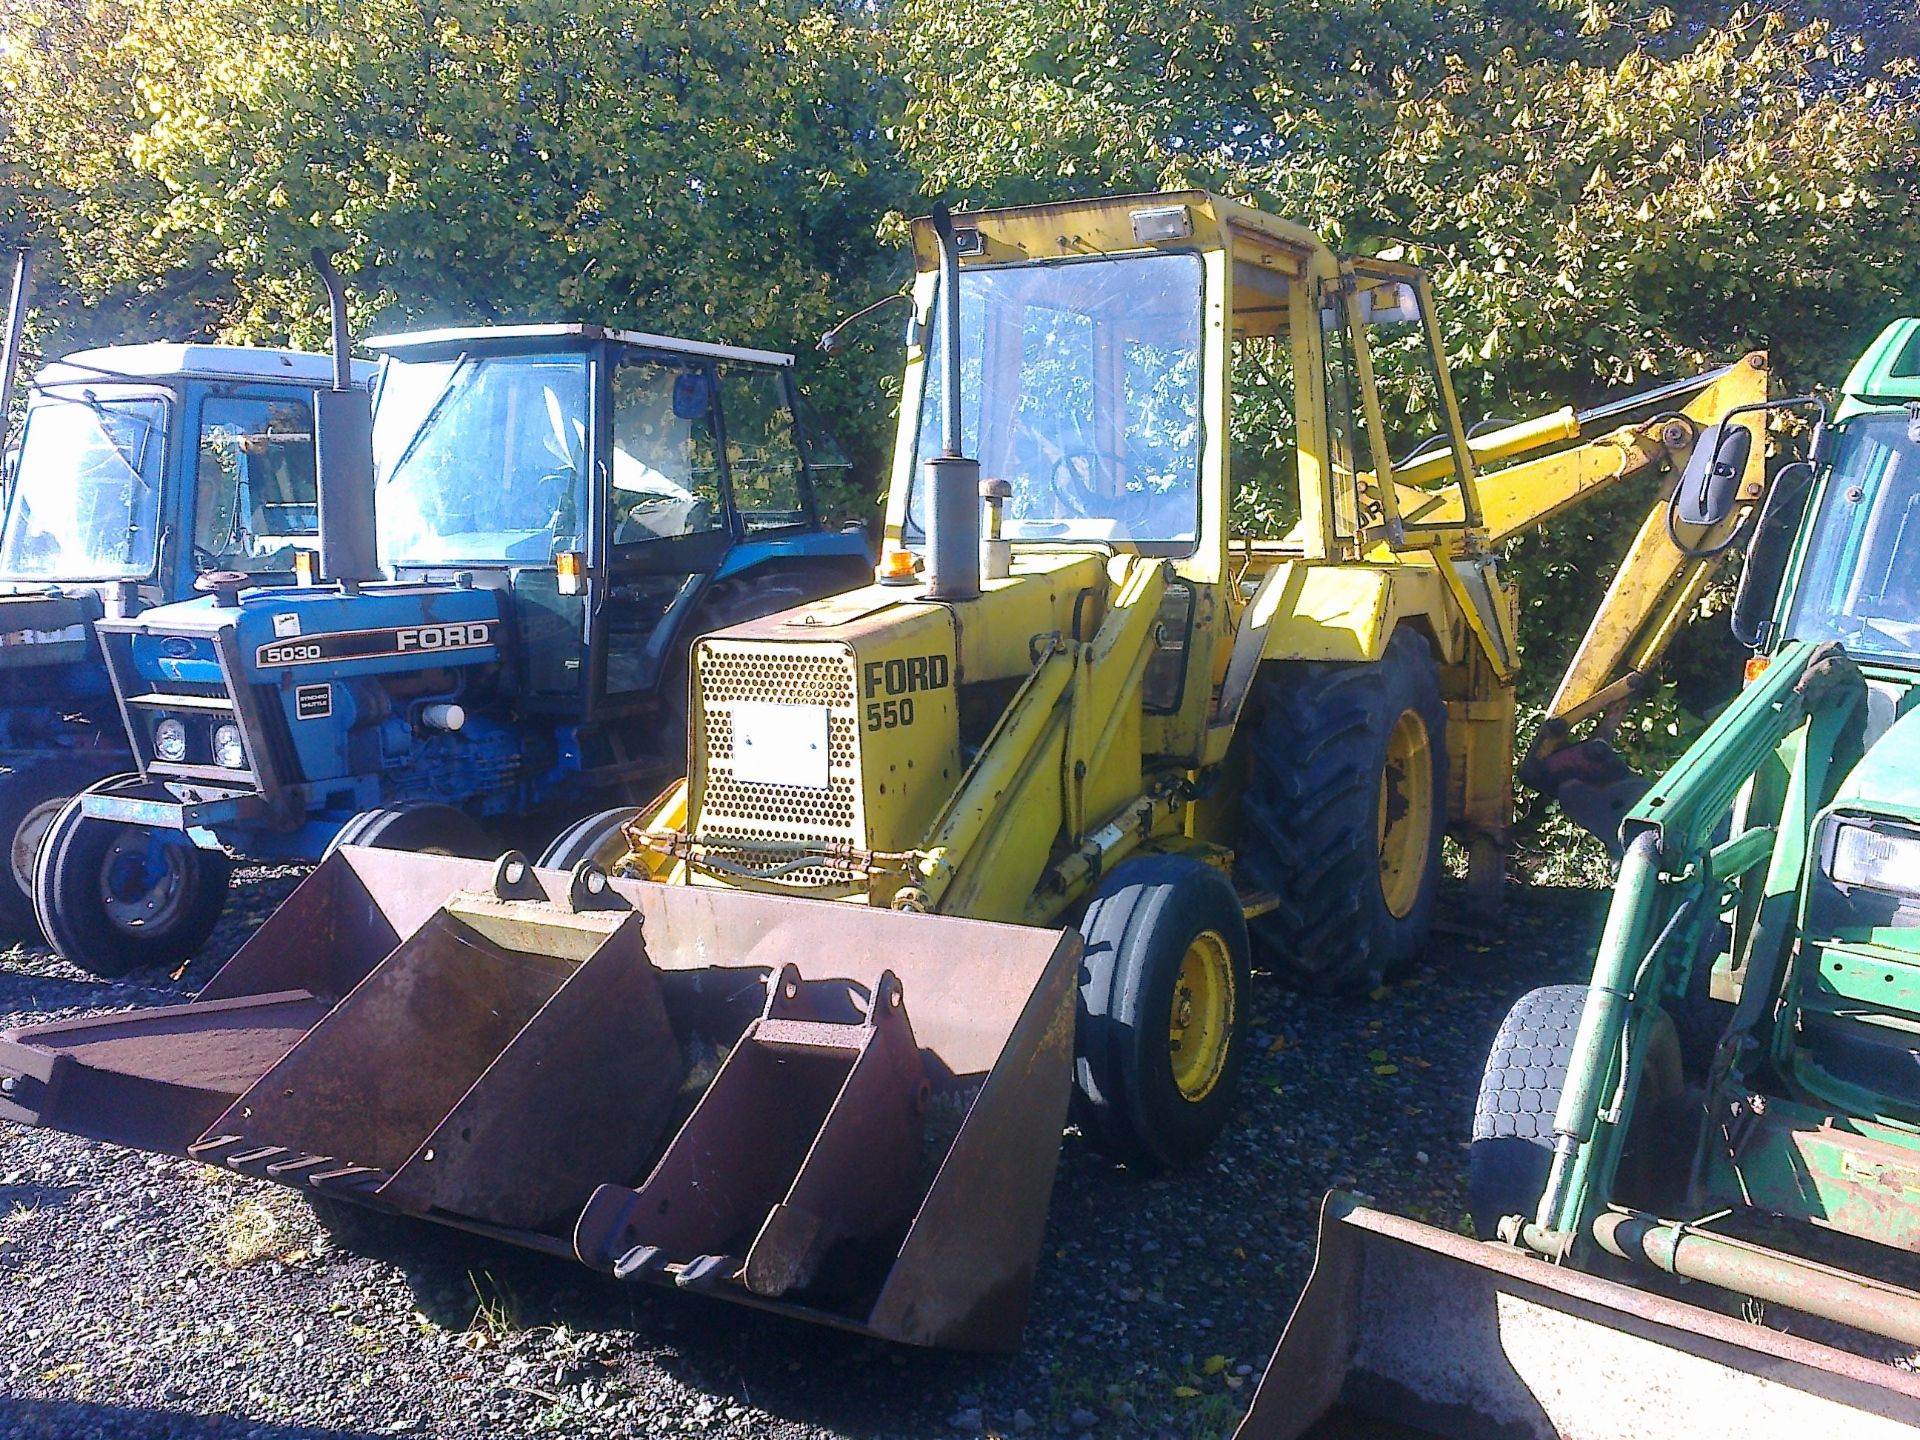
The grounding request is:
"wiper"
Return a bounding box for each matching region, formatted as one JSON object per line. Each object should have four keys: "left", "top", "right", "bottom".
{"left": 381, "top": 353, "right": 474, "bottom": 485}
{"left": 70, "top": 396, "right": 162, "bottom": 479}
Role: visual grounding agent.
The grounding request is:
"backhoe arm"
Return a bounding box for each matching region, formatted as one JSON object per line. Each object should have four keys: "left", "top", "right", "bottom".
{"left": 1471, "top": 353, "right": 1774, "bottom": 846}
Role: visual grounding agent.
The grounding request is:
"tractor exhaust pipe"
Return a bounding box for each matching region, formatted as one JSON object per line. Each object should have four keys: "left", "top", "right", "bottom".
{"left": 310, "top": 249, "right": 378, "bottom": 584}
{"left": 0, "top": 246, "right": 32, "bottom": 462}
{"left": 922, "top": 203, "right": 981, "bottom": 602}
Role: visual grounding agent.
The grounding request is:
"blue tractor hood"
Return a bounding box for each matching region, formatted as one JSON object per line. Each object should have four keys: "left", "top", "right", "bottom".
{"left": 126, "top": 582, "right": 505, "bottom": 688}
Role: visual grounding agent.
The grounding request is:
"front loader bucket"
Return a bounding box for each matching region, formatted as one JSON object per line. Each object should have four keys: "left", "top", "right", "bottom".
{"left": 1235, "top": 1194, "right": 1920, "bottom": 1440}
{"left": 0, "top": 849, "right": 1079, "bottom": 1351}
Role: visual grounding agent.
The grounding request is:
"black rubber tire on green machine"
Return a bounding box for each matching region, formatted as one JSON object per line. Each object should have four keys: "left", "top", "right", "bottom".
{"left": 31, "top": 775, "right": 233, "bottom": 978}
{"left": 1073, "top": 853, "right": 1252, "bottom": 1172}
{"left": 322, "top": 803, "right": 493, "bottom": 861}
{"left": 1236, "top": 626, "right": 1448, "bottom": 995}
{"left": 1469, "top": 982, "right": 1685, "bottom": 1241}
{"left": 0, "top": 756, "right": 121, "bottom": 941}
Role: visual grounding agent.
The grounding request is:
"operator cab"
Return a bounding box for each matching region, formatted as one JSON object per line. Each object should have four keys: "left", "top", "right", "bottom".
{"left": 0, "top": 344, "right": 373, "bottom": 607}
{"left": 366, "top": 323, "right": 852, "bottom": 712}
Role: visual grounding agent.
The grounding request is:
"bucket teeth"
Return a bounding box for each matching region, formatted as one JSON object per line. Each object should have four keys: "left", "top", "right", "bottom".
{"left": 675, "top": 1255, "right": 739, "bottom": 1293}
{"left": 612, "top": 1246, "right": 669, "bottom": 1281}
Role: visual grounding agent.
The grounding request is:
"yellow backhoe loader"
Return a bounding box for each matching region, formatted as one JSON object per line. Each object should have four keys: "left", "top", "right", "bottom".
{"left": 0, "top": 192, "right": 1775, "bottom": 1350}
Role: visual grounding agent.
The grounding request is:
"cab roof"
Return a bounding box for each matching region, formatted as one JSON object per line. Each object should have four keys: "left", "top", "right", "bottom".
{"left": 35, "top": 343, "right": 374, "bottom": 390}
{"left": 360, "top": 323, "right": 793, "bottom": 369}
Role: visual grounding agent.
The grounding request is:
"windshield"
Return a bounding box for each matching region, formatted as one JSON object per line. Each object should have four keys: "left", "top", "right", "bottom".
{"left": 908, "top": 252, "right": 1204, "bottom": 548}
{"left": 0, "top": 394, "right": 167, "bottom": 582}
{"left": 1784, "top": 412, "right": 1920, "bottom": 665}
{"left": 192, "top": 395, "right": 319, "bottom": 574}
{"left": 374, "top": 351, "right": 588, "bottom": 565}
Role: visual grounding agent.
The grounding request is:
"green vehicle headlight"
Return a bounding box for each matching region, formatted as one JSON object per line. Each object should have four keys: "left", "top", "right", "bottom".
{"left": 1828, "top": 822, "right": 1920, "bottom": 895}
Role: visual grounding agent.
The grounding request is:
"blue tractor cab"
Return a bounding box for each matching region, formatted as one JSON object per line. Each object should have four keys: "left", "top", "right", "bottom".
{"left": 0, "top": 343, "right": 373, "bottom": 938}
{"left": 32, "top": 323, "right": 873, "bottom": 974}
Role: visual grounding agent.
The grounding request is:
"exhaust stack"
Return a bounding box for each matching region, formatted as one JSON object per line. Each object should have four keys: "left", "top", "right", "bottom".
{"left": 0, "top": 246, "right": 32, "bottom": 462}
{"left": 922, "top": 203, "right": 981, "bottom": 602}
{"left": 310, "top": 249, "right": 378, "bottom": 584}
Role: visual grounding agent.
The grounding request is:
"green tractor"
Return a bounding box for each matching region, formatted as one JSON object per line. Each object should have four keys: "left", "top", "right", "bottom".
{"left": 1465, "top": 319, "right": 1920, "bottom": 1332}
{"left": 1233, "top": 321, "right": 1920, "bottom": 1439}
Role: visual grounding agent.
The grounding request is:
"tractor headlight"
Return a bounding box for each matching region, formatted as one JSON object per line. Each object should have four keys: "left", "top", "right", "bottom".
{"left": 1828, "top": 822, "right": 1920, "bottom": 896}
{"left": 213, "top": 723, "right": 246, "bottom": 770}
{"left": 153, "top": 718, "right": 188, "bottom": 763}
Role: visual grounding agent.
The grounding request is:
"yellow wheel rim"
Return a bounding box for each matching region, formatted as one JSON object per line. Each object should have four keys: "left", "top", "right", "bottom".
{"left": 1379, "top": 708, "right": 1435, "bottom": 921}
{"left": 1168, "top": 929, "right": 1236, "bottom": 1103}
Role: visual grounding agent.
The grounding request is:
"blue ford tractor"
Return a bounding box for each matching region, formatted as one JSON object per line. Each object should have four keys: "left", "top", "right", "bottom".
{"left": 31, "top": 318, "right": 873, "bottom": 975}
{"left": 0, "top": 316, "right": 371, "bottom": 940}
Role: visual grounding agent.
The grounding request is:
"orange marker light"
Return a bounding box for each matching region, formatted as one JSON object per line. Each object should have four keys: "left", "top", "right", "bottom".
{"left": 557, "top": 550, "right": 585, "bottom": 596}
{"left": 1744, "top": 655, "right": 1771, "bottom": 684}
{"left": 294, "top": 549, "right": 315, "bottom": 586}
{"left": 877, "top": 548, "right": 919, "bottom": 585}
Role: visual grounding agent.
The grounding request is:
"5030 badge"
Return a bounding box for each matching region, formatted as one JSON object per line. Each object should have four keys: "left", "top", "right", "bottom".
{"left": 861, "top": 654, "right": 949, "bottom": 732}
{"left": 256, "top": 621, "right": 495, "bottom": 668}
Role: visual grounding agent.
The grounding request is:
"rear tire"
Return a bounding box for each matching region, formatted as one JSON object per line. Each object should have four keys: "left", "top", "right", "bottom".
{"left": 1073, "top": 854, "right": 1252, "bottom": 1171}
{"left": 323, "top": 804, "right": 492, "bottom": 860}
{"left": 538, "top": 807, "right": 645, "bottom": 872}
{"left": 1238, "top": 627, "right": 1447, "bottom": 994}
{"left": 32, "top": 776, "right": 232, "bottom": 977}
{"left": 1469, "top": 984, "right": 1685, "bottom": 1240}
{"left": 0, "top": 757, "right": 119, "bottom": 941}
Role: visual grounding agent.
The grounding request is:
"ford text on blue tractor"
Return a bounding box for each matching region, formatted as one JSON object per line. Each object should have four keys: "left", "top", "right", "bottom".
{"left": 0, "top": 343, "right": 371, "bottom": 940}
{"left": 31, "top": 323, "right": 872, "bottom": 975}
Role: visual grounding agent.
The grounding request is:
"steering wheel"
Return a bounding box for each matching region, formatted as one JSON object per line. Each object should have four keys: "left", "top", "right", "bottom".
{"left": 1048, "top": 448, "right": 1154, "bottom": 526}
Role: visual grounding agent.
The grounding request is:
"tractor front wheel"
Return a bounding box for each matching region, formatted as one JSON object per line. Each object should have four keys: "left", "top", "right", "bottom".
{"left": 538, "top": 807, "right": 646, "bottom": 873}
{"left": 32, "top": 777, "right": 232, "bottom": 977}
{"left": 324, "top": 804, "right": 493, "bottom": 860}
{"left": 1072, "top": 854, "right": 1252, "bottom": 1171}
{"left": 1469, "top": 983, "right": 1686, "bottom": 1240}
{"left": 1238, "top": 627, "right": 1447, "bottom": 994}
{"left": 0, "top": 756, "right": 120, "bottom": 941}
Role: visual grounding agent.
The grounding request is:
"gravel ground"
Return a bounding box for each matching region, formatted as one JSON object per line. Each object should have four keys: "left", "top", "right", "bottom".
{"left": 0, "top": 872, "right": 1765, "bottom": 1439}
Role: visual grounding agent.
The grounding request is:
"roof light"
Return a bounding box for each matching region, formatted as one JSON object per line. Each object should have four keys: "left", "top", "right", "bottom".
{"left": 1130, "top": 205, "right": 1193, "bottom": 244}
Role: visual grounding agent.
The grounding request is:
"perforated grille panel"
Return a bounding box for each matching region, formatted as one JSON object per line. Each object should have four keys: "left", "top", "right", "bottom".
{"left": 695, "top": 640, "right": 864, "bottom": 886}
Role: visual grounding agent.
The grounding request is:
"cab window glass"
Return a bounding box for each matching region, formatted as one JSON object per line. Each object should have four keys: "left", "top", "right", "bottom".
{"left": 1230, "top": 331, "right": 1299, "bottom": 541}
{"left": 1350, "top": 273, "right": 1461, "bottom": 488}
{"left": 610, "top": 360, "right": 721, "bottom": 545}
{"left": 1321, "top": 301, "right": 1372, "bottom": 538}
{"left": 192, "top": 395, "right": 318, "bottom": 574}
{"left": 717, "top": 364, "right": 807, "bottom": 529}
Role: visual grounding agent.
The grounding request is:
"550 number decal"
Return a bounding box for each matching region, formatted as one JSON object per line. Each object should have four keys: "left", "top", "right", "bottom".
{"left": 865, "top": 698, "right": 915, "bottom": 732}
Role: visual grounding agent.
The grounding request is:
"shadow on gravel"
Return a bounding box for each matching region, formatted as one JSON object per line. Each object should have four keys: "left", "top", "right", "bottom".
{"left": 0, "top": 1398, "right": 384, "bottom": 1439}
{"left": 0, "top": 1183, "right": 83, "bottom": 1215}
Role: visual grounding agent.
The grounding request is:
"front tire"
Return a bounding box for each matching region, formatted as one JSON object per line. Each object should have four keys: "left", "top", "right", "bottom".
{"left": 1469, "top": 983, "right": 1684, "bottom": 1240}
{"left": 32, "top": 777, "right": 232, "bottom": 977}
{"left": 538, "top": 807, "right": 645, "bottom": 872}
{"left": 1072, "top": 854, "right": 1252, "bottom": 1171}
{"left": 0, "top": 757, "right": 119, "bottom": 941}
{"left": 323, "top": 804, "right": 492, "bottom": 860}
{"left": 1238, "top": 627, "right": 1447, "bottom": 994}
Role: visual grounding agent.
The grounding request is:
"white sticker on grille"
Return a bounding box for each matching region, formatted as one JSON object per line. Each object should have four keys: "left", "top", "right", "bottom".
{"left": 729, "top": 701, "right": 831, "bottom": 790}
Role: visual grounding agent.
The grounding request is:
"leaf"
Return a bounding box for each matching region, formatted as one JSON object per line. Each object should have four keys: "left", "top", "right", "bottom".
{"left": 1173, "top": 1385, "right": 1201, "bottom": 1399}
{"left": 1202, "top": 1354, "right": 1229, "bottom": 1375}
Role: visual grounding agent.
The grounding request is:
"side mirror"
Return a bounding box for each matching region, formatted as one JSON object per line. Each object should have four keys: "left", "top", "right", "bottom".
{"left": 1730, "top": 460, "right": 1817, "bottom": 648}
{"left": 672, "top": 372, "right": 713, "bottom": 421}
{"left": 1675, "top": 421, "right": 1754, "bottom": 528}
